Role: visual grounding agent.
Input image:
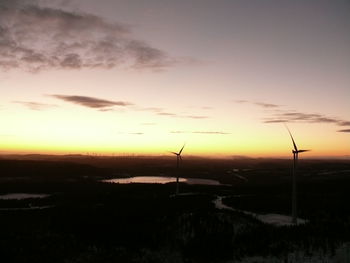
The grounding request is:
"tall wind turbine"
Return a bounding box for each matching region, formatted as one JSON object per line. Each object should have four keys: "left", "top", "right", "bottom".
{"left": 170, "top": 144, "right": 185, "bottom": 195}
{"left": 285, "top": 125, "right": 310, "bottom": 224}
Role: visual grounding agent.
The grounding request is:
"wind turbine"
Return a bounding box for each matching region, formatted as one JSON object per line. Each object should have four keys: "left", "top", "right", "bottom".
{"left": 170, "top": 144, "right": 185, "bottom": 195}
{"left": 285, "top": 125, "right": 310, "bottom": 224}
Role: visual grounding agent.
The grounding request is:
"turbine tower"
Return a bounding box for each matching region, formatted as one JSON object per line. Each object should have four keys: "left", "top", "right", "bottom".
{"left": 170, "top": 144, "right": 185, "bottom": 195}
{"left": 285, "top": 125, "right": 310, "bottom": 224}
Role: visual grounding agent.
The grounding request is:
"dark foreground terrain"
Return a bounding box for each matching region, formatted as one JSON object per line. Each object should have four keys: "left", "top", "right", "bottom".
{"left": 0, "top": 155, "right": 350, "bottom": 262}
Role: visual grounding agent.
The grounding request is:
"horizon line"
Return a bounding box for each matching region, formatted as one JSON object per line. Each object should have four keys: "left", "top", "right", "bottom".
{"left": 0, "top": 152, "right": 349, "bottom": 161}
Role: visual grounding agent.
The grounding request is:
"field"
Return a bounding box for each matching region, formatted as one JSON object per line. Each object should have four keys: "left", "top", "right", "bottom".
{"left": 1, "top": 155, "right": 350, "bottom": 262}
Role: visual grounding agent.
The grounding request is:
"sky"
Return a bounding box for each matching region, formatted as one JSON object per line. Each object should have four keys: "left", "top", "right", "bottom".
{"left": 0, "top": 0, "right": 349, "bottom": 158}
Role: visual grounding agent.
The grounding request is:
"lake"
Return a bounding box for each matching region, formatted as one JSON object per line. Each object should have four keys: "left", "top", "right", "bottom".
{"left": 0, "top": 193, "right": 50, "bottom": 200}
{"left": 103, "top": 176, "right": 223, "bottom": 185}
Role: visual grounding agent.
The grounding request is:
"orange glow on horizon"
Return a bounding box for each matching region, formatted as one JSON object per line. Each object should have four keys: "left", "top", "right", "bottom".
{"left": 1, "top": 135, "right": 348, "bottom": 159}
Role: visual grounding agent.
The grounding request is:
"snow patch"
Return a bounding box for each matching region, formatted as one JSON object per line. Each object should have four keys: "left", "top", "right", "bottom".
{"left": 213, "top": 196, "right": 308, "bottom": 226}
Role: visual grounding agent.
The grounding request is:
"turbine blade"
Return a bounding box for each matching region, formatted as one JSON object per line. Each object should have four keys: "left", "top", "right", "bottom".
{"left": 284, "top": 124, "right": 298, "bottom": 152}
{"left": 298, "top": 149, "right": 310, "bottom": 153}
{"left": 179, "top": 143, "right": 186, "bottom": 155}
{"left": 169, "top": 151, "right": 178, "bottom": 155}
{"left": 179, "top": 155, "right": 182, "bottom": 162}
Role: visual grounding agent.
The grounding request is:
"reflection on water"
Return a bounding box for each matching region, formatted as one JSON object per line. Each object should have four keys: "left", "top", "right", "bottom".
{"left": 0, "top": 205, "right": 53, "bottom": 211}
{"left": 0, "top": 193, "right": 49, "bottom": 200}
{"left": 103, "top": 176, "right": 222, "bottom": 186}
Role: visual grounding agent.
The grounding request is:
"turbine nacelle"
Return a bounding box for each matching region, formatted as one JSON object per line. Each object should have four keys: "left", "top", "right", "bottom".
{"left": 169, "top": 144, "right": 185, "bottom": 157}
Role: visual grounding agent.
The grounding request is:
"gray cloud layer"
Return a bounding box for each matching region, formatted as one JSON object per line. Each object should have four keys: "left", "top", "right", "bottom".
{"left": 0, "top": 0, "right": 174, "bottom": 72}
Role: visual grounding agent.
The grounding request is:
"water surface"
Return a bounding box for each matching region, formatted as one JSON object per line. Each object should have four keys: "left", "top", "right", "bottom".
{"left": 103, "top": 176, "right": 222, "bottom": 186}
{"left": 0, "top": 193, "right": 49, "bottom": 200}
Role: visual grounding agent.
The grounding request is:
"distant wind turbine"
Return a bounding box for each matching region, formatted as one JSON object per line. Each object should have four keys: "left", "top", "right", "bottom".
{"left": 285, "top": 125, "right": 310, "bottom": 224}
{"left": 170, "top": 144, "right": 185, "bottom": 195}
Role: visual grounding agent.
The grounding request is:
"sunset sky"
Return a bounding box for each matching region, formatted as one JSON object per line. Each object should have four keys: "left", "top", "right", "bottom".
{"left": 0, "top": 0, "right": 349, "bottom": 158}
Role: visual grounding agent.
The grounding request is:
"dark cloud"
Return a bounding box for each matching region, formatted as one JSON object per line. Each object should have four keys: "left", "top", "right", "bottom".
{"left": 48, "top": 93, "right": 209, "bottom": 119}
{"left": 254, "top": 102, "right": 280, "bottom": 108}
{"left": 235, "top": 100, "right": 281, "bottom": 108}
{"left": 50, "top": 95, "right": 132, "bottom": 109}
{"left": 13, "top": 101, "right": 57, "bottom": 110}
{"left": 264, "top": 119, "right": 288, "bottom": 123}
{"left": 338, "top": 129, "right": 350, "bottom": 133}
{"left": 236, "top": 99, "right": 350, "bottom": 131}
{"left": 127, "top": 40, "right": 172, "bottom": 69}
{"left": 98, "top": 108, "right": 118, "bottom": 112}
{"left": 338, "top": 121, "right": 350, "bottom": 126}
{"left": 263, "top": 111, "right": 349, "bottom": 127}
{"left": 0, "top": 0, "right": 175, "bottom": 72}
